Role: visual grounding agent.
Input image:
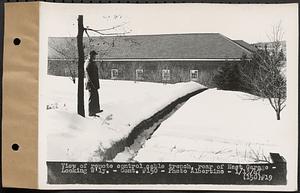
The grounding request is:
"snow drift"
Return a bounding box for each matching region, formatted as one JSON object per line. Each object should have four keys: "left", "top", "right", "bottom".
{"left": 44, "top": 75, "right": 206, "bottom": 161}
{"left": 135, "top": 88, "right": 289, "bottom": 163}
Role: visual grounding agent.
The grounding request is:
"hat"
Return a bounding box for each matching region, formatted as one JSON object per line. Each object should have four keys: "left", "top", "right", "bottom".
{"left": 89, "top": 50, "right": 98, "bottom": 56}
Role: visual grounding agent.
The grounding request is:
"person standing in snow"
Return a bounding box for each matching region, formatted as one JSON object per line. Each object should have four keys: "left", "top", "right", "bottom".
{"left": 85, "top": 50, "right": 103, "bottom": 117}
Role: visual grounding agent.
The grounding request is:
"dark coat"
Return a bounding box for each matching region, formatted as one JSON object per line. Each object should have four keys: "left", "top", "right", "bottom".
{"left": 85, "top": 60, "right": 100, "bottom": 90}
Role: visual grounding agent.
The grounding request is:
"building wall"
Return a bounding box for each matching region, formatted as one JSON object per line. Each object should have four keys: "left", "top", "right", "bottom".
{"left": 48, "top": 59, "right": 240, "bottom": 87}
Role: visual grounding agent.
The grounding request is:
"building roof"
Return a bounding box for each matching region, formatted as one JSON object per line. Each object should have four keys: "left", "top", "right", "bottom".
{"left": 48, "top": 33, "right": 253, "bottom": 60}
{"left": 233, "top": 40, "right": 258, "bottom": 52}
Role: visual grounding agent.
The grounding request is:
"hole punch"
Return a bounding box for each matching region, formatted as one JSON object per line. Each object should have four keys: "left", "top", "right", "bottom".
{"left": 12, "top": 143, "right": 19, "bottom": 151}
{"left": 13, "top": 38, "right": 21, "bottom": 46}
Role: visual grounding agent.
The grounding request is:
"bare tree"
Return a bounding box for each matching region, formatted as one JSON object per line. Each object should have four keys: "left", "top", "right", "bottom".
{"left": 240, "top": 22, "right": 286, "bottom": 120}
{"left": 49, "top": 38, "right": 77, "bottom": 83}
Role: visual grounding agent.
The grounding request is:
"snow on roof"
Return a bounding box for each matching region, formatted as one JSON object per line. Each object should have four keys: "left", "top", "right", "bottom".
{"left": 48, "top": 33, "right": 253, "bottom": 60}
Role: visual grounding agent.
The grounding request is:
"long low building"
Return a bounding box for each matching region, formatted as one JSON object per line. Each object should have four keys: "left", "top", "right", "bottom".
{"left": 48, "top": 33, "right": 255, "bottom": 86}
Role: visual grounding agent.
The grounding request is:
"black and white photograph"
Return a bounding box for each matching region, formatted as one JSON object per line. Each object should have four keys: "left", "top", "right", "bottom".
{"left": 38, "top": 2, "right": 298, "bottom": 190}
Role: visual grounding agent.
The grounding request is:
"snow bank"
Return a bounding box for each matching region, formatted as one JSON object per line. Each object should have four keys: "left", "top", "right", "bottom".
{"left": 135, "top": 88, "right": 289, "bottom": 163}
{"left": 44, "top": 75, "right": 205, "bottom": 161}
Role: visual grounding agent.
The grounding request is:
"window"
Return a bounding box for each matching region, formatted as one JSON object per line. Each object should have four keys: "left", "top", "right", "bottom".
{"left": 190, "top": 70, "right": 198, "bottom": 81}
{"left": 162, "top": 69, "right": 170, "bottom": 81}
{"left": 111, "top": 69, "right": 118, "bottom": 79}
{"left": 136, "top": 69, "right": 144, "bottom": 80}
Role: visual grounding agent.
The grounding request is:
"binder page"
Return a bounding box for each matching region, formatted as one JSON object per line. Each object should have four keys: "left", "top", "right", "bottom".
{"left": 38, "top": 2, "right": 298, "bottom": 190}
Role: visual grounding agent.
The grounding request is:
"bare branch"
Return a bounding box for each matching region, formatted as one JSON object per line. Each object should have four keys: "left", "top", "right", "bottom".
{"left": 86, "top": 22, "right": 128, "bottom": 32}
{"left": 239, "top": 22, "right": 286, "bottom": 120}
{"left": 280, "top": 103, "right": 286, "bottom": 111}
{"left": 85, "top": 28, "right": 131, "bottom": 36}
{"left": 279, "top": 98, "right": 286, "bottom": 105}
{"left": 268, "top": 98, "right": 277, "bottom": 112}
{"left": 49, "top": 38, "right": 77, "bottom": 82}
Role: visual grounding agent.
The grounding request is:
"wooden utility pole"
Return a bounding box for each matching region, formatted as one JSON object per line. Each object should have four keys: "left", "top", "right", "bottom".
{"left": 77, "top": 15, "right": 85, "bottom": 117}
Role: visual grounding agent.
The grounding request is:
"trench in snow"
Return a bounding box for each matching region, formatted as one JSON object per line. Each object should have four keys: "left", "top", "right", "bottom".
{"left": 113, "top": 102, "right": 185, "bottom": 162}
{"left": 100, "top": 88, "right": 208, "bottom": 162}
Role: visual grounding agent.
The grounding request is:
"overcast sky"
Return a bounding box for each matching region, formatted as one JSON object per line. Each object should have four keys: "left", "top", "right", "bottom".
{"left": 41, "top": 3, "right": 298, "bottom": 44}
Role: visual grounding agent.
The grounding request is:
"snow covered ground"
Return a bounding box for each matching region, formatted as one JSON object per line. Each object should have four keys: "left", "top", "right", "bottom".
{"left": 135, "top": 88, "right": 289, "bottom": 164}
{"left": 44, "top": 75, "right": 291, "bottom": 164}
{"left": 44, "top": 75, "right": 205, "bottom": 161}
